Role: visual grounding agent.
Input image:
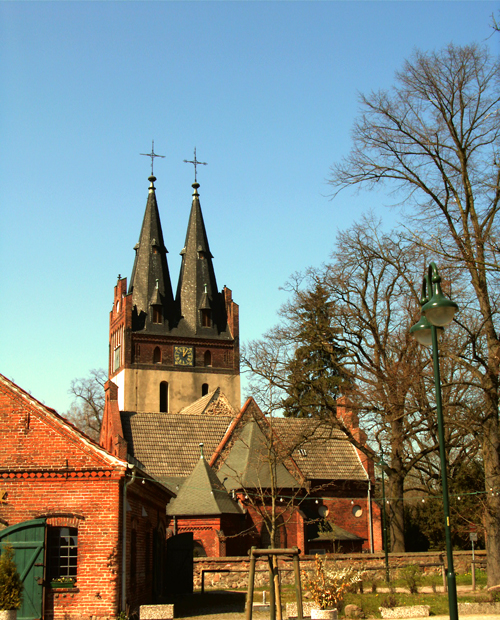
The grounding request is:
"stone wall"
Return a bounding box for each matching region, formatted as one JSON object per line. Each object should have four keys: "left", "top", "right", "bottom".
{"left": 194, "top": 550, "right": 487, "bottom": 591}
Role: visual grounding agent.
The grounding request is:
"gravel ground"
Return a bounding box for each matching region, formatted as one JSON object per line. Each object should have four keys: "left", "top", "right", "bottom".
{"left": 162, "top": 586, "right": 500, "bottom": 620}
{"left": 165, "top": 589, "right": 500, "bottom": 620}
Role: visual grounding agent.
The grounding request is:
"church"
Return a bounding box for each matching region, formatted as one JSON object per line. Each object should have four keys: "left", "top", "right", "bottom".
{"left": 100, "top": 159, "right": 381, "bottom": 560}
{"left": 0, "top": 156, "right": 381, "bottom": 620}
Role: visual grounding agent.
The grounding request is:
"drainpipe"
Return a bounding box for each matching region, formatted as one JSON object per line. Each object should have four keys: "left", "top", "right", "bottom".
{"left": 368, "top": 480, "right": 374, "bottom": 553}
{"left": 122, "top": 464, "right": 136, "bottom": 611}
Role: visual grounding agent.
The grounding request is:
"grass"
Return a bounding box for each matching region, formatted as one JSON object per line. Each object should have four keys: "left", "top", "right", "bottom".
{"left": 243, "top": 570, "right": 495, "bottom": 618}
{"left": 359, "top": 569, "right": 488, "bottom": 590}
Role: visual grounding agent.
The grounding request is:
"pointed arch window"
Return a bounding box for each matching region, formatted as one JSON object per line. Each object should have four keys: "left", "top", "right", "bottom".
{"left": 152, "top": 306, "right": 162, "bottom": 324}
{"left": 160, "top": 382, "right": 168, "bottom": 412}
{"left": 153, "top": 347, "right": 161, "bottom": 364}
{"left": 201, "top": 309, "right": 212, "bottom": 327}
{"left": 202, "top": 383, "right": 209, "bottom": 397}
{"left": 204, "top": 350, "right": 212, "bottom": 367}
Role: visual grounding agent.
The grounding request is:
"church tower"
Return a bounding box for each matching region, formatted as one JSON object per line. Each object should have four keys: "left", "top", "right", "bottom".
{"left": 108, "top": 171, "right": 240, "bottom": 414}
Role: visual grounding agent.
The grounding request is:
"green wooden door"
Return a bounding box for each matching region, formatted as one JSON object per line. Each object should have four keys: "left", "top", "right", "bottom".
{"left": 0, "top": 519, "right": 46, "bottom": 620}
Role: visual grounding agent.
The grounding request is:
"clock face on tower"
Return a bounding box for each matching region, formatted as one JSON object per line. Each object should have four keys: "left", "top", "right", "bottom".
{"left": 174, "top": 346, "right": 194, "bottom": 366}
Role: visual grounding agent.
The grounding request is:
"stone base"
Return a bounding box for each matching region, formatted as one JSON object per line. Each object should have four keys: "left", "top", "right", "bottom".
{"left": 286, "top": 601, "right": 315, "bottom": 618}
{"left": 458, "top": 601, "right": 500, "bottom": 614}
{"left": 379, "top": 606, "right": 430, "bottom": 619}
{"left": 139, "top": 605, "right": 174, "bottom": 620}
{"left": 310, "top": 610, "right": 337, "bottom": 620}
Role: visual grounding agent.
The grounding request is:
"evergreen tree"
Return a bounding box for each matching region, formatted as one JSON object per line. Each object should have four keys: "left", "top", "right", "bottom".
{"left": 282, "top": 283, "right": 349, "bottom": 418}
{"left": 0, "top": 544, "right": 23, "bottom": 611}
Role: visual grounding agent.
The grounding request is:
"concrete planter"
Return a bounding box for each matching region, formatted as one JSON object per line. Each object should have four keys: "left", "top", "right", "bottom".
{"left": 379, "top": 605, "right": 430, "bottom": 619}
{"left": 311, "top": 610, "right": 338, "bottom": 620}
{"left": 0, "top": 610, "right": 17, "bottom": 620}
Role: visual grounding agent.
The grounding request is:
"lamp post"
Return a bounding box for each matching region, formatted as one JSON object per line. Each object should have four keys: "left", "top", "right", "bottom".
{"left": 377, "top": 449, "right": 390, "bottom": 583}
{"left": 410, "top": 262, "right": 459, "bottom": 620}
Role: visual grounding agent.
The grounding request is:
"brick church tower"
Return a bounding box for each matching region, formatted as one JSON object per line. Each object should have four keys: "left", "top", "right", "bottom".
{"left": 108, "top": 173, "right": 240, "bottom": 414}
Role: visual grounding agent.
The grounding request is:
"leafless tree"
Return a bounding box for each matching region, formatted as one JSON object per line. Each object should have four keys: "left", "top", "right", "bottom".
{"left": 329, "top": 44, "right": 500, "bottom": 584}
{"left": 66, "top": 368, "right": 106, "bottom": 441}
{"left": 244, "top": 217, "right": 480, "bottom": 552}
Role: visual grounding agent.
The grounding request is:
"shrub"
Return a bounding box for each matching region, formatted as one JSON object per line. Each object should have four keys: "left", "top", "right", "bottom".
{"left": 0, "top": 544, "right": 23, "bottom": 610}
{"left": 302, "top": 555, "right": 362, "bottom": 611}
{"left": 380, "top": 593, "right": 398, "bottom": 608}
{"left": 400, "top": 564, "right": 422, "bottom": 594}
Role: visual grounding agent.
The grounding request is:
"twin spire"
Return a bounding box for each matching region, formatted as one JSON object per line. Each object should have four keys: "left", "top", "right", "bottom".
{"left": 128, "top": 152, "right": 226, "bottom": 337}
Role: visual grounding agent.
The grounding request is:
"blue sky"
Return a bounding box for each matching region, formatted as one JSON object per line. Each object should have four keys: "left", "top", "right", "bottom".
{"left": 1, "top": 1, "right": 497, "bottom": 413}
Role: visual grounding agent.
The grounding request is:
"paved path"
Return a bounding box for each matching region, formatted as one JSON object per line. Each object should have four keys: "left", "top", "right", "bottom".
{"left": 167, "top": 587, "right": 500, "bottom": 620}
{"left": 172, "top": 612, "right": 500, "bottom": 620}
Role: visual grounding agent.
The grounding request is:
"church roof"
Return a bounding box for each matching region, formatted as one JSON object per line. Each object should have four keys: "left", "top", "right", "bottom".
{"left": 308, "top": 523, "right": 365, "bottom": 542}
{"left": 128, "top": 175, "right": 176, "bottom": 330}
{"left": 272, "top": 418, "right": 368, "bottom": 481}
{"left": 166, "top": 450, "right": 243, "bottom": 516}
{"left": 217, "top": 419, "right": 301, "bottom": 491}
{"left": 120, "top": 411, "right": 234, "bottom": 486}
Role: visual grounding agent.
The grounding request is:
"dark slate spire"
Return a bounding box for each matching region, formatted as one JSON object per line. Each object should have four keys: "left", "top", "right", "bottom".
{"left": 129, "top": 175, "right": 175, "bottom": 331}
{"left": 176, "top": 182, "right": 228, "bottom": 336}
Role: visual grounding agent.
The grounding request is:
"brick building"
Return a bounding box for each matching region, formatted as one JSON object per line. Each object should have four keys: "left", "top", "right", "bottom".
{"left": 101, "top": 169, "right": 382, "bottom": 560}
{"left": 0, "top": 373, "right": 173, "bottom": 620}
{"left": 1, "top": 164, "right": 381, "bottom": 620}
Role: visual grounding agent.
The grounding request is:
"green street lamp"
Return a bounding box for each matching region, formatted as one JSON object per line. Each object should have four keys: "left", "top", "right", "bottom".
{"left": 377, "top": 449, "right": 390, "bottom": 583}
{"left": 411, "top": 262, "right": 459, "bottom": 620}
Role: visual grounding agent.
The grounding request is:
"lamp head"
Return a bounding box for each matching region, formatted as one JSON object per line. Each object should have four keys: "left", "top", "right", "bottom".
{"left": 421, "top": 262, "right": 458, "bottom": 327}
{"left": 410, "top": 315, "right": 433, "bottom": 346}
{"left": 410, "top": 315, "right": 444, "bottom": 346}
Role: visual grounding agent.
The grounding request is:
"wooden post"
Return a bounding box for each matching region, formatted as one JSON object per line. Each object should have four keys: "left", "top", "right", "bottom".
{"left": 245, "top": 547, "right": 257, "bottom": 620}
{"left": 293, "top": 547, "right": 303, "bottom": 620}
{"left": 273, "top": 555, "right": 282, "bottom": 620}
{"left": 268, "top": 555, "right": 276, "bottom": 620}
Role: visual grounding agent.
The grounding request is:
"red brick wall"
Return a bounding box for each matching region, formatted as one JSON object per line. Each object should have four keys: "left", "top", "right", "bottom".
{"left": 0, "top": 376, "right": 127, "bottom": 620}
{"left": 170, "top": 516, "right": 223, "bottom": 558}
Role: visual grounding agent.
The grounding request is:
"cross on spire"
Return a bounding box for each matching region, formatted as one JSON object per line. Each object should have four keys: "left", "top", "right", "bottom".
{"left": 184, "top": 147, "right": 207, "bottom": 183}
{"left": 140, "top": 140, "right": 165, "bottom": 176}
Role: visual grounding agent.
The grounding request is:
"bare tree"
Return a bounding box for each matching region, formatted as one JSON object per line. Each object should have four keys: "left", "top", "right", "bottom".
{"left": 244, "top": 217, "right": 480, "bottom": 552}
{"left": 66, "top": 368, "right": 106, "bottom": 441}
{"left": 329, "top": 44, "right": 500, "bottom": 584}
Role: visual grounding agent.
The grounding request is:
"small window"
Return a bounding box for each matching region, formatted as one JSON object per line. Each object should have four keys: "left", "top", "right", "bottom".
{"left": 201, "top": 309, "right": 211, "bottom": 327}
{"left": 160, "top": 382, "right": 168, "bottom": 412}
{"left": 202, "top": 383, "right": 209, "bottom": 396}
{"left": 298, "top": 448, "right": 307, "bottom": 457}
{"left": 204, "top": 350, "right": 212, "bottom": 366}
{"left": 224, "top": 350, "right": 230, "bottom": 365}
{"left": 47, "top": 527, "right": 78, "bottom": 580}
{"left": 153, "top": 347, "right": 161, "bottom": 364}
{"left": 352, "top": 505, "right": 363, "bottom": 518}
{"left": 152, "top": 306, "right": 162, "bottom": 324}
{"left": 134, "top": 343, "right": 141, "bottom": 361}
{"left": 113, "top": 346, "right": 121, "bottom": 372}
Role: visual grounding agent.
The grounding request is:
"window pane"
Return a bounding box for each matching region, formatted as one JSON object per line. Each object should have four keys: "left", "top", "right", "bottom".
{"left": 48, "top": 527, "right": 78, "bottom": 580}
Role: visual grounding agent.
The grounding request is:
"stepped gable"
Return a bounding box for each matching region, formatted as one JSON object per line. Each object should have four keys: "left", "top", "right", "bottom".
{"left": 178, "top": 388, "right": 236, "bottom": 416}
